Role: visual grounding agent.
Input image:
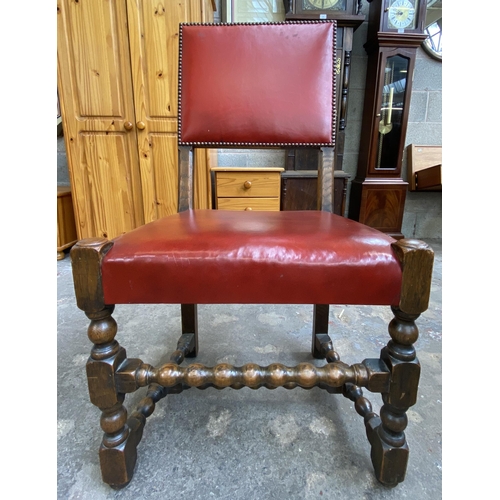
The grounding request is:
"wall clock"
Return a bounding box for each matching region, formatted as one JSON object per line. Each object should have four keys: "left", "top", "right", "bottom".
{"left": 363, "top": 0, "right": 426, "bottom": 37}
{"left": 222, "top": 1, "right": 285, "bottom": 22}
{"left": 347, "top": 0, "right": 427, "bottom": 238}
{"left": 302, "top": 0, "right": 344, "bottom": 11}
{"left": 284, "top": 0, "right": 362, "bottom": 21}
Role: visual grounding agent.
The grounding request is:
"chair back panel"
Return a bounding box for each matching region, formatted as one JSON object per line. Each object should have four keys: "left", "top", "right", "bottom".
{"left": 178, "top": 22, "right": 336, "bottom": 147}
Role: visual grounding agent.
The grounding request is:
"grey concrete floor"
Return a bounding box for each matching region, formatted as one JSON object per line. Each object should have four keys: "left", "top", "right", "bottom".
{"left": 57, "top": 239, "right": 442, "bottom": 499}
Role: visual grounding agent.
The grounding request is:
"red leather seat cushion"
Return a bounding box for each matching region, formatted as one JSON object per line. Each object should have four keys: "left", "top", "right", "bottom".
{"left": 101, "top": 210, "right": 402, "bottom": 306}
{"left": 178, "top": 22, "right": 335, "bottom": 146}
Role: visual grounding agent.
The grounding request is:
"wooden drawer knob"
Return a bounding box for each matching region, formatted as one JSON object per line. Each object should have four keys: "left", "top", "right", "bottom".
{"left": 124, "top": 121, "right": 133, "bottom": 131}
{"left": 243, "top": 180, "right": 252, "bottom": 189}
{"left": 244, "top": 207, "right": 252, "bottom": 211}
{"left": 136, "top": 121, "right": 146, "bottom": 130}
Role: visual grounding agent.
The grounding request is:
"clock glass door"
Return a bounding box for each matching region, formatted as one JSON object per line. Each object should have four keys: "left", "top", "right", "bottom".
{"left": 375, "top": 54, "right": 409, "bottom": 170}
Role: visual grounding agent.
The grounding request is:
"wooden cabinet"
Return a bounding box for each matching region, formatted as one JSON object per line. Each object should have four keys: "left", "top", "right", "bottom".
{"left": 212, "top": 168, "right": 284, "bottom": 211}
{"left": 407, "top": 145, "right": 442, "bottom": 192}
{"left": 280, "top": 170, "right": 349, "bottom": 214}
{"left": 281, "top": 2, "right": 365, "bottom": 216}
{"left": 57, "top": 0, "right": 215, "bottom": 241}
{"left": 57, "top": 186, "right": 78, "bottom": 260}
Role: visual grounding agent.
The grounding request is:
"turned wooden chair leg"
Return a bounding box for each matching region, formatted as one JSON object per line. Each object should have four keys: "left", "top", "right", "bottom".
{"left": 86, "top": 305, "right": 140, "bottom": 489}
{"left": 71, "top": 239, "right": 140, "bottom": 489}
{"left": 181, "top": 304, "right": 198, "bottom": 357}
{"left": 312, "top": 304, "right": 330, "bottom": 358}
{"left": 367, "top": 239, "right": 434, "bottom": 486}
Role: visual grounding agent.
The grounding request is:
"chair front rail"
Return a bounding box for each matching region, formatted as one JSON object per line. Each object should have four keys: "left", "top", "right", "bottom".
{"left": 115, "top": 356, "right": 390, "bottom": 393}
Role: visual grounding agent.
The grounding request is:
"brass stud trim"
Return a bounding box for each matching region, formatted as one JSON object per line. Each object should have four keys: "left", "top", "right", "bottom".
{"left": 178, "top": 21, "right": 337, "bottom": 148}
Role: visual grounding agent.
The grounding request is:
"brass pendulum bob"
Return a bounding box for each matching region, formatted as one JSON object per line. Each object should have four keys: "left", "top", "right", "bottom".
{"left": 378, "top": 86, "right": 394, "bottom": 135}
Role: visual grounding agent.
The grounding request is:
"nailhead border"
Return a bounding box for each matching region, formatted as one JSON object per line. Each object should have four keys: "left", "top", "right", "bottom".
{"left": 178, "top": 21, "right": 337, "bottom": 148}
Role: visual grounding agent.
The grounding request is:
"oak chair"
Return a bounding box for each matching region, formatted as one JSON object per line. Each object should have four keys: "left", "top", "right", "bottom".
{"left": 70, "top": 21, "right": 434, "bottom": 489}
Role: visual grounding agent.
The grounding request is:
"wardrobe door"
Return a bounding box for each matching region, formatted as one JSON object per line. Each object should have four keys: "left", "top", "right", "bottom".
{"left": 126, "top": 0, "right": 214, "bottom": 222}
{"left": 57, "top": 0, "right": 143, "bottom": 240}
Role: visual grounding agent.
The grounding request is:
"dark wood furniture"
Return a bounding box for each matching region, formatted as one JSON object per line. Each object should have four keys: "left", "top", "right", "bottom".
{"left": 71, "top": 22, "right": 434, "bottom": 490}
{"left": 280, "top": 168, "right": 349, "bottom": 213}
{"left": 407, "top": 144, "right": 442, "bottom": 191}
{"left": 57, "top": 186, "right": 77, "bottom": 260}
{"left": 281, "top": 0, "right": 364, "bottom": 215}
{"left": 348, "top": 0, "right": 427, "bottom": 238}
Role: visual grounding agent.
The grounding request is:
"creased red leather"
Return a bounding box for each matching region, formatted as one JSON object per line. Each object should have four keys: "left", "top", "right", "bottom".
{"left": 101, "top": 210, "right": 402, "bottom": 306}
{"left": 179, "top": 22, "right": 335, "bottom": 146}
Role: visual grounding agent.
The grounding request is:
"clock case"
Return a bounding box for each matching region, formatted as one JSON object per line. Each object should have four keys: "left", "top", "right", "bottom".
{"left": 284, "top": 1, "right": 362, "bottom": 25}
{"left": 281, "top": 0, "right": 365, "bottom": 215}
{"left": 367, "top": 0, "right": 427, "bottom": 35}
{"left": 347, "top": 0, "right": 427, "bottom": 239}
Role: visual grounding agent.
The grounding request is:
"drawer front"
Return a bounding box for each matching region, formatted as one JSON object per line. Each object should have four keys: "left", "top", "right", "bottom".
{"left": 216, "top": 172, "right": 281, "bottom": 198}
{"left": 216, "top": 197, "right": 280, "bottom": 211}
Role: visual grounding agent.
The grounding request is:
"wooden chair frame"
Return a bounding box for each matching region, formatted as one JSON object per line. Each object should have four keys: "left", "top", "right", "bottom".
{"left": 70, "top": 21, "right": 434, "bottom": 490}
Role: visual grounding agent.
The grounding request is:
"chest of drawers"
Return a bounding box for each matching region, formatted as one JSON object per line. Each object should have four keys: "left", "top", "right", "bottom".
{"left": 212, "top": 167, "right": 284, "bottom": 211}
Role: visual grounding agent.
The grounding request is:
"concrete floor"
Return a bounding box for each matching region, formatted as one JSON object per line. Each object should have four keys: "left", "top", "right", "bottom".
{"left": 57, "top": 239, "right": 442, "bottom": 499}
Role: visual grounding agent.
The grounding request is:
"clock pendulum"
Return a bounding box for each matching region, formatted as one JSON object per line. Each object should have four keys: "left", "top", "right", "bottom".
{"left": 377, "top": 66, "right": 394, "bottom": 168}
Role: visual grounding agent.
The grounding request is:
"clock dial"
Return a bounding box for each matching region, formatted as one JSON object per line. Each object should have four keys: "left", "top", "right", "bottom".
{"left": 387, "top": 0, "right": 418, "bottom": 30}
{"left": 303, "top": 0, "right": 343, "bottom": 11}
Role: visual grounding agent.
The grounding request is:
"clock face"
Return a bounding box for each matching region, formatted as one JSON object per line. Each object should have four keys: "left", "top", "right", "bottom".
{"left": 387, "top": 0, "right": 418, "bottom": 30}
{"left": 302, "top": 0, "right": 343, "bottom": 11}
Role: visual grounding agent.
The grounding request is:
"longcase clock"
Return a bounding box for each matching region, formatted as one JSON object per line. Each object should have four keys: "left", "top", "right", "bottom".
{"left": 281, "top": 0, "right": 364, "bottom": 216}
{"left": 347, "top": 0, "right": 427, "bottom": 238}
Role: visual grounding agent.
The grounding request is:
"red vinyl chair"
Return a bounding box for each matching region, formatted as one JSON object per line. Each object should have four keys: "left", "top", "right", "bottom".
{"left": 71, "top": 21, "right": 434, "bottom": 489}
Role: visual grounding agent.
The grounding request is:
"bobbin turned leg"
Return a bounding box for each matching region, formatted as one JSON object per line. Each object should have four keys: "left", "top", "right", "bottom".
{"left": 71, "top": 239, "right": 139, "bottom": 489}
{"left": 368, "top": 239, "right": 434, "bottom": 486}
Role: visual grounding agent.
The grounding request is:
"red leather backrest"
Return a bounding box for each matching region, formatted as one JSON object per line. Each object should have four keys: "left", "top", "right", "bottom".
{"left": 178, "top": 22, "right": 336, "bottom": 147}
